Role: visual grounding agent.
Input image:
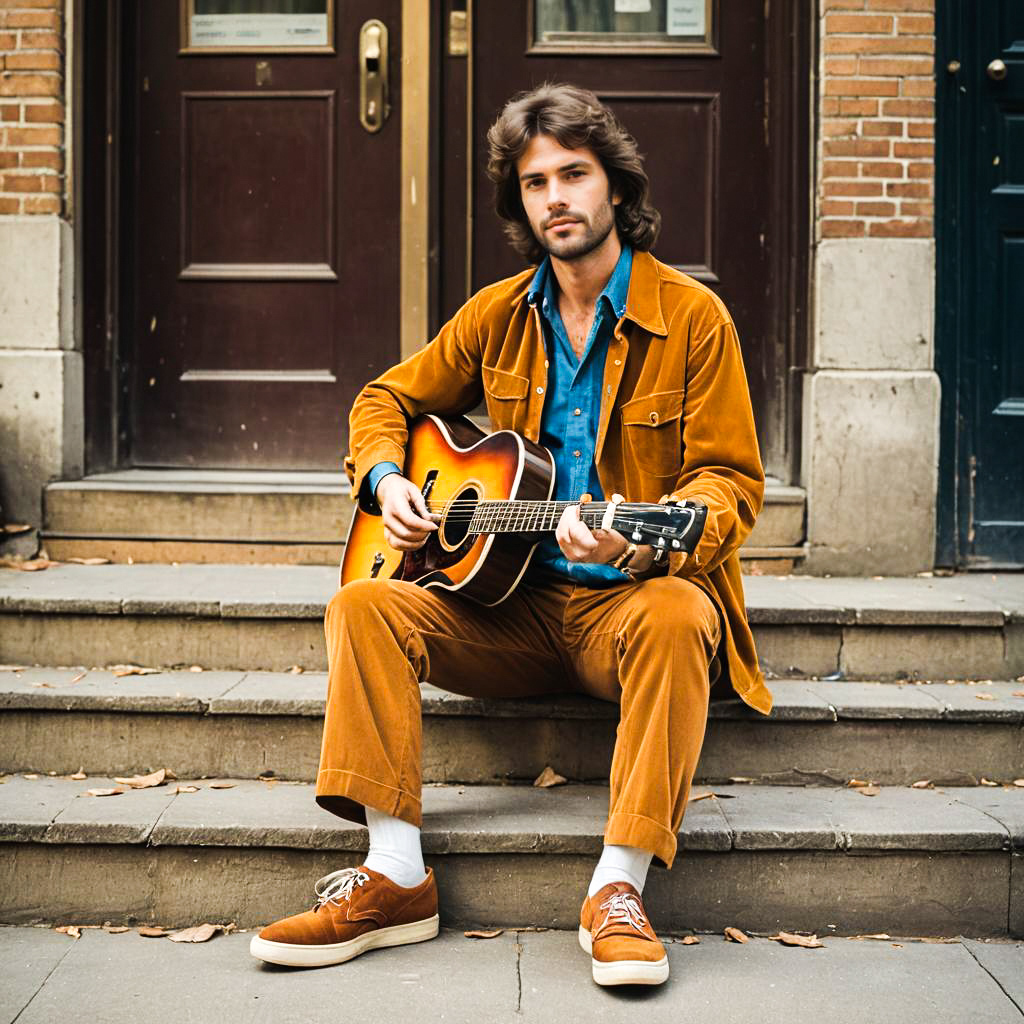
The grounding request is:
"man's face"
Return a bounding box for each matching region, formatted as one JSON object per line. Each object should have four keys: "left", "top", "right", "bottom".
{"left": 516, "top": 134, "right": 620, "bottom": 262}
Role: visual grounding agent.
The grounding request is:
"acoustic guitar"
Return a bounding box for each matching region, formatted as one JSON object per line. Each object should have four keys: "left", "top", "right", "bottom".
{"left": 340, "top": 414, "right": 707, "bottom": 605}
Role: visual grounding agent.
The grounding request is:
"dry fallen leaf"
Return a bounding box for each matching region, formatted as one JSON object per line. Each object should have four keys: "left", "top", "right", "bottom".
{"left": 1013, "top": 779, "right": 1024, "bottom": 788}
{"left": 980, "top": 777, "right": 999, "bottom": 787}
{"left": 86, "top": 787, "right": 127, "bottom": 797}
{"left": 911, "top": 780, "right": 933, "bottom": 789}
{"left": 189, "top": 665, "right": 203, "bottom": 673}
{"left": 55, "top": 925, "right": 81, "bottom": 939}
{"left": 175, "top": 785, "right": 200, "bottom": 794}
{"left": 0, "top": 557, "right": 60, "bottom": 571}
{"left": 69, "top": 672, "right": 86, "bottom": 684}
{"left": 892, "top": 943, "right": 904, "bottom": 949}
{"left": 678, "top": 935, "right": 701, "bottom": 945}
{"left": 111, "top": 665, "right": 160, "bottom": 677}
{"left": 858, "top": 785, "right": 881, "bottom": 797}
{"left": 688, "top": 790, "right": 716, "bottom": 803}
{"left": 851, "top": 933, "right": 891, "bottom": 941}
{"left": 168, "top": 923, "right": 222, "bottom": 943}
{"left": 208, "top": 781, "right": 236, "bottom": 790}
{"left": 2, "top": 523, "right": 32, "bottom": 535}
{"left": 533, "top": 766, "right": 567, "bottom": 788}
{"left": 138, "top": 926, "right": 168, "bottom": 938}
{"left": 23, "top": 774, "right": 39, "bottom": 780}
{"left": 847, "top": 778, "right": 871, "bottom": 788}
{"left": 464, "top": 929, "right": 504, "bottom": 939}
{"left": 31, "top": 682, "right": 55, "bottom": 688}
{"left": 113, "top": 768, "right": 166, "bottom": 789}
{"left": 724, "top": 927, "right": 749, "bottom": 943}
{"left": 771, "top": 931, "right": 824, "bottom": 948}
{"left": 728, "top": 776, "right": 757, "bottom": 784}
{"left": 103, "top": 925, "right": 130, "bottom": 933}
{"left": 288, "top": 665, "right": 304, "bottom": 675}
{"left": 975, "top": 693, "right": 996, "bottom": 701}
{"left": 70, "top": 768, "right": 87, "bottom": 780}
{"left": 67, "top": 557, "right": 111, "bottom": 565}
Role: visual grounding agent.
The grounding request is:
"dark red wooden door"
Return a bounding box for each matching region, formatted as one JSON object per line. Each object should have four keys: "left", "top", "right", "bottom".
{"left": 129, "top": 0, "right": 401, "bottom": 468}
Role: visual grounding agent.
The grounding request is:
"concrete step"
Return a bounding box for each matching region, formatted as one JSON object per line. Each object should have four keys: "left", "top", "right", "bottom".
{"left": 3, "top": 926, "right": 1023, "bottom": 1024}
{"left": 1, "top": 565, "right": 1021, "bottom": 680}
{"left": 2, "top": 670, "right": 1022, "bottom": 787}
{"left": 41, "top": 471, "right": 805, "bottom": 570}
{"left": 1, "top": 776, "right": 1021, "bottom": 936}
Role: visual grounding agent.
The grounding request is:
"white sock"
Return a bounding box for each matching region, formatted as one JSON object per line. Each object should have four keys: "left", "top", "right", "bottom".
{"left": 362, "top": 805, "right": 428, "bottom": 888}
{"left": 587, "top": 843, "right": 653, "bottom": 899}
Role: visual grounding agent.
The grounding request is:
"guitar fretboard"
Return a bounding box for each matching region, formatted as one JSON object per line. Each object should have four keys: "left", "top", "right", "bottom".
{"left": 455, "top": 500, "right": 617, "bottom": 535}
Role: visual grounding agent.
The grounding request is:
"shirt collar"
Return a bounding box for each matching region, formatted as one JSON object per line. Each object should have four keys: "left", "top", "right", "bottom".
{"left": 526, "top": 245, "right": 633, "bottom": 320}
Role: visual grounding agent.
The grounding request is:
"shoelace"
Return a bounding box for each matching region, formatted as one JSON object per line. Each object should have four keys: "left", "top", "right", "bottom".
{"left": 597, "top": 891, "right": 649, "bottom": 935}
{"left": 313, "top": 867, "right": 370, "bottom": 910}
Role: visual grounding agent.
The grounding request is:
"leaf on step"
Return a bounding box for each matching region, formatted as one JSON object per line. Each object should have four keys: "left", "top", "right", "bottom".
{"left": 0, "top": 557, "right": 60, "bottom": 571}
{"left": 533, "top": 766, "right": 566, "bottom": 788}
{"left": 770, "top": 931, "right": 824, "bottom": 948}
{"left": 678, "top": 935, "right": 700, "bottom": 945}
{"left": 688, "top": 790, "right": 715, "bottom": 802}
{"left": 858, "top": 785, "right": 881, "bottom": 797}
{"left": 103, "top": 925, "right": 130, "bottom": 934}
{"left": 69, "top": 672, "right": 86, "bottom": 684}
{"left": 168, "top": 923, "right": 222, "bottom": 943}
{"left": 188, "top": 665, "right": 204, "bottom": 673}
{"left": 113, "top": 768, "right": 166, "bottom": 789}
{"left": 975, "top": 693, "right": 996, "bottom": 701}
{"left": 1013, "top": 779, "right": 1024, "bottom": 788}
{"left": 55, "top": 925, "right": 81, "bottom": 939}
{"left": 724, "top": 927, "right": 749, "bottom": 943}
{"left": 23, "top": 774, "right": 39, "bottom": 780}
{"left": 174, "top": 785, "right": 200, "bottom": 794}
{"left": 67, "top": 557, "right": 111, "bottom": 565}
{"left": 911, "top": 780, "right": 933, "bottom": 789}
{"left": 728, "top": 776, "right": 757, "bottom": 784}
{"left": 0, "top": 665, "right": 28, "bottom": 671}
{"left": 846, "top": 778, "right": 871, "bottom": 788}
{"left": 980, "top": 777, "right": 1000, "bottom": 786}
{"left": 464, "top": 929, "right": 504, "bottom": 939}
{"left": 2, "top": 523, "right": 32, "bottom": 535}
{"left": 70, "top": 768, "right": 87, "bottom": 780}
{"left": 208, "top": 781, "right": 236, "bottom": 790}
{"left": 891, "top": 943, "right": 904, "bottom": 949}
{"left": 110, "top": 664, "right": 161, "bottom": 677}
{"left": 513, "top": 926, "right": 548, "bottom": 933}
{"left": 31, "top": 682, "right": 55, "bottom": 688}
{"left": 850, "top": 933, "right": 890, "bottom": 940}
{"left": 1012, "top": 691, "right": 1024, "bottom": 698}
{"left": 138, "top": 926, "right": 168, "bottom": 938}
{"left": 288, "top": 665, "right": 304, "bottom": 674}
{"left": 86, "top": 787, "right": 127, "bottom": 797}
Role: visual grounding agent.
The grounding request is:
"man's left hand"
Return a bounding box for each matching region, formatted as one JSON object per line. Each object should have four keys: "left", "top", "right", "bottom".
{"left": 555, "top": 503, "right": 654, "bottom": 571}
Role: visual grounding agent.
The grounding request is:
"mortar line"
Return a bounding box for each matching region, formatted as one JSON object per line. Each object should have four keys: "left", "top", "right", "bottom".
{"left": 10, "top": 929, "right": 78, "bottom": 1024}
{"left": 960, "top": 940, "right": 1024, "bottom": 1019}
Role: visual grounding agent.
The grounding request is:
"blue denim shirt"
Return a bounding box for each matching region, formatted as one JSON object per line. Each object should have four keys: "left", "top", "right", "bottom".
{"left": 365, "top": 245, "right": 633, "bottom": 588}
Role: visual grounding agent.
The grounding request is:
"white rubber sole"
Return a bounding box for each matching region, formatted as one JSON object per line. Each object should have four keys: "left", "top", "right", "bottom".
{"left": 250, "top": 914, "right": 440, "bottom": 967}
{"left": 578, "top": 924, "right": 669, "bottom": 986}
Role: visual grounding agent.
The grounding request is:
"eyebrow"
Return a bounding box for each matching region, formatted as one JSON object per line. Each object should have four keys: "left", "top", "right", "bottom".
{"left": 519, "top": 160, "right": 591, "bottom": 183}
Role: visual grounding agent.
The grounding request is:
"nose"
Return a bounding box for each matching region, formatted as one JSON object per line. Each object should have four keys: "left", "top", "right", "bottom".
{"left": 544, "top": 178, "right": 568, "bottom": 211}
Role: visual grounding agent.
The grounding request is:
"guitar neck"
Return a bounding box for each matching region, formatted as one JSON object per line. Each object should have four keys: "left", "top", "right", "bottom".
{"left": 465, "top": 500, "right": 617, "bottom": 535}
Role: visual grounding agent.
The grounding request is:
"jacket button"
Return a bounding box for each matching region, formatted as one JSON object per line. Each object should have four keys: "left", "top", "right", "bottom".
{"left": 614, "top": 359, "right": 621, "bottom": 366}
{"left": 536, "top": 386, "right": 544, "bottom": 395}
{"left": 649, "top": 411, "right": 659, "bottom": 423}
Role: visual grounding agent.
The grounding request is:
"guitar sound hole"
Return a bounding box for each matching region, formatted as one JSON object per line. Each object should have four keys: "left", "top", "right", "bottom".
{"left": 440, "top": 485, "right": 479, "bottom": 550}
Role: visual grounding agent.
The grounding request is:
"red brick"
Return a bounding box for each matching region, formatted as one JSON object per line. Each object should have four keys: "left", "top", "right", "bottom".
{"left": 0, "top": 29, "right": 15, "bottom": 47}
{"left": 23, "top": 193, "right": 60, "bottom": 213}
{"left": 882, "top": 99, "right": 933, "bottom": 116}
{"left": 822, "top": 98, "right": 842, "bottom": 115}
{"left": 858, "top": 57, "right": 933, "bottom": 76}
{"left": 1, "top": 171, "right": 42, "bottom": 191}
{"left": 860, "top": 160, "right": 905, "bottom": 176}
{"left": 823, "top": 0, "right": 866, "bottom": 8}
{"left": 823, "top": 118, "right": 860, "bottom": 137}
{"left": 906, "top": 161, "right": 934, "bottom": 179}
{"left": 5, "top": 124, "right": 59, "bottom": 144}
{"left": 826, "top": 36, "right": 933, "bottom": 55}
{"left": 0, "top": 150, "right": 17, "bottom": 168}
{"left": 907, "top": 121, "right": 934, "bottom": 138}
{"left": 822, "top": 219, "right": 867, "bottom": 238}
{"left": 20, "top": 29, "right": 62, "bottom": 49}
{"left": 821, "top": 199, "right": 857, "bottom": 215}
{"left": 822, "top": 159, "right": 861, "bottom": 177}
{"left": 897, "top": 14, "right": 934, "bottom": 33}
{"left": 0, "top": 195, "right": 20, "bottom": 212}
{"left": 24, "top": 99, "right": 61, "bottom": 122}
{"left": 18, "top": 148, "right": 61, "bottom": 170}
{"left": 2, "top": 9, "right": 59, "bottom": 28}
{"left": 868, "top": 218, "right": 933, "bottom": 238}
{"left": 862, "top": 120, "right": 905, "bottom": 136}
{"left": 0, "top": 102, "right": 18, "bottom": 121}
{"left": 894, "top": 140, "right": 933, "bottom": 157}
{"left": 824, "top": 138, "right": 891, "bottom": 157}
{"left": 823, "top": 180, "right": 884, "bottom": 196}
{"left": 0, "top": 73, "right": 61, "bottom": 97}
{"left": 825, "top": 78, "right": 901, "bottom": 97}
{"left": 825, "top": 57, "right": 859, "bottom": 75}
{"left": 839, "top": 98, "right": 879, "bottom": 116}
{"left": 865, "top": 0, "right": 932, "bottom": 10}
{"left": 855, "top": 200, "right": 897, "bottom": 216}
{"left": 900, "top": 200, "right": 933, "bottom": 216}
{"left": 0, "top": 0, "right": 60, "bottom": 7}
{"left": 5, "top": 51, "right": 61, "bottom": 71}
{"left": 826, "top": 13, "right": 893, "bottom": 32}
{"left": 886, "top": 181, "right": 932, "bottom": 197}
{"left": 902, "top": 78, "right": 934, "bottom": 97}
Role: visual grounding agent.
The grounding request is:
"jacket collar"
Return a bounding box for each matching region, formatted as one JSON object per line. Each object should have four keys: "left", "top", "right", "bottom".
{"left": 514, "top": 248, "right": 667, "bottom": 338}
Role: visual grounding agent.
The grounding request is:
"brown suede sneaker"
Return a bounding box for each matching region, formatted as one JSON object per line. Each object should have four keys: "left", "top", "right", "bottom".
{"left": 249, "top": 865, "right": 439, "bottom": 967}
{"left": 578, "top": 881, "right": 669, "bottom": 986}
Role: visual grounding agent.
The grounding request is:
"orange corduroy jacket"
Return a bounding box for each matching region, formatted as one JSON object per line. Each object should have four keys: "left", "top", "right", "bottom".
{"left": 342, "top": 249, "right": 772, "bottom": 715}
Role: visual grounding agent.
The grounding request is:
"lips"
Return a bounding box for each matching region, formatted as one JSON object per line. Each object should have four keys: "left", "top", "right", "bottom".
{"left": 547, "top": 218, "right": 579, "bottom": 229}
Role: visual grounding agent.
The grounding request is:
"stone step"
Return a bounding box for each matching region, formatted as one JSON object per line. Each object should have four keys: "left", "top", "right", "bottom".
{"left": 41, "top": 471, "right": 805, "bottom": 569}
{"left": 1, "top": 776, "right": 1021, "bottom": 936}
{"left": 2, "top": 670, "right": 1022, "bottom": 787}
{"left": 1, "top": 565, "right": 1021, "bottom": 680}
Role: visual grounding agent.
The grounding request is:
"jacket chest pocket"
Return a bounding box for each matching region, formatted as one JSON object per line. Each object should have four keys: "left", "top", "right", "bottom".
{"left": 620, "top": 389, "right": 684, "bottom": 477}
{"left": 482, "top": 364, "right": 530, "bottom": 430}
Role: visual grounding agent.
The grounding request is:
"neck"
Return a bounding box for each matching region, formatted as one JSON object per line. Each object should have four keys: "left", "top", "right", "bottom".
{"left": 549, "top": 232, "right": 622, "bottom": 315}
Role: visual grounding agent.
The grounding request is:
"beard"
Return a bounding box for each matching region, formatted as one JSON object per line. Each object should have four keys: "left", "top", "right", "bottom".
{"left": 533, "top": 195, "right": 617, "bottom": 262}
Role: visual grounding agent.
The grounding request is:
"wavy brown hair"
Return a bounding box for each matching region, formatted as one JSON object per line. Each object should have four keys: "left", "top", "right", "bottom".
{"left": 486, "top": 82, "right": 661, "bottom": 265}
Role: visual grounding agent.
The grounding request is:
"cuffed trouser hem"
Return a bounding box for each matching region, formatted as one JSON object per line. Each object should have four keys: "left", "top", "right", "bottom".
{"left": 604, "top": 810, "right": 678, "bottom": 871}
{"left": 315, "top": 768, "right": 423, "bottom": 829}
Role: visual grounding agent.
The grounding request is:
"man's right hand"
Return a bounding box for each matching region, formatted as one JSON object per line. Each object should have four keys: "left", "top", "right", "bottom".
{"left": 375, "top": 474, "right": 439, "bottom": 551}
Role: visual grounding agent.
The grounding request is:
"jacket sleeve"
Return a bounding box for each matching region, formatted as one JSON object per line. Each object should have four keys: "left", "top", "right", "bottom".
{"left": 343, "top": 294, "right": 486, "bottom": 506}
{"left": 666, "top": 316, "right": 765, "bottom": 577}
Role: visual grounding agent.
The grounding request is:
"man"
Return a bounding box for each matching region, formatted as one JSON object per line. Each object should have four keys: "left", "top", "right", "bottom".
{"left": 250, "top": 82, "right": 771, "bottom": 987}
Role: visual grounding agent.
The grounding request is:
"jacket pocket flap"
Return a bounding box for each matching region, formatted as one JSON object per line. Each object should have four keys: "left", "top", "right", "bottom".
{"left": 482, "top": 364, "right": 530, "bottom": 399}
{"left": 620, "top": 389, "right": 684, "bottom": 427}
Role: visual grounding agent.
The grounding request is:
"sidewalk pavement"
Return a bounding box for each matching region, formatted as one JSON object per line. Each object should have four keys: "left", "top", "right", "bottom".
{"left": 3, "top": 926, "right": 1022, "bottom": 1024}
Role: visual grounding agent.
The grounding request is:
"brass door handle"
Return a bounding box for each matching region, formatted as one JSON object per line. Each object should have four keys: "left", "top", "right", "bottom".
{"left": 359, "top": 19, "right": 390, "bottom": 133}
{"left": 987, "top": 59, "right": 1007, "bottom": 81}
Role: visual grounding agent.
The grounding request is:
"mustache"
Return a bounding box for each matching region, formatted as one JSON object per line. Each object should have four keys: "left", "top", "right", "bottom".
{"left": 542, "top": 211, "right": 585, "bottom": 229}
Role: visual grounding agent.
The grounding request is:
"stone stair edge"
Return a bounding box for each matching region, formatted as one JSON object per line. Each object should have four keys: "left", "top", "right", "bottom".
{"left": 1, "top": 776, "right": 1021, "bottom": 855}
{"left": 1, "top": 566, "right": 1021, "bottom": 626}
{"left": 1, "top": 670, "right": 1023, "bottom": 722}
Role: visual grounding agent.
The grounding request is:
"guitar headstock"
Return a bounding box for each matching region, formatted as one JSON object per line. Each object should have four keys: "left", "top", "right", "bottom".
{"left": 608, "top": 500, "right": 707, "bottom": 557}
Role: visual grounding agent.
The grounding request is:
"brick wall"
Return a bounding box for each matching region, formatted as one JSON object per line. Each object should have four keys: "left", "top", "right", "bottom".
{"left": 0, "top": 0, "right": 65, "bottom": 216}
{"left": 819, "top": 0, "right": 935, "bottom": 239}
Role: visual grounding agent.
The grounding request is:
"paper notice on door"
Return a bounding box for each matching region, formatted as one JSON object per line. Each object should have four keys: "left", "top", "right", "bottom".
{"left": 190, "top": 13, "right": 328, "bottom": 48}
{"left": 666, "top": 0, "right": 706, "bottom": 36}
{"left": 615, "top": 0, "right": 652, "bottom": 12}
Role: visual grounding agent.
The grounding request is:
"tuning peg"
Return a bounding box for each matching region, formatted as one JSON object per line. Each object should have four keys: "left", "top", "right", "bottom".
{"left": 672, "top": 539, "right": 681, "bottom": 549}
{"left": 631, "top": 530, "right": 643, "bottom": 542}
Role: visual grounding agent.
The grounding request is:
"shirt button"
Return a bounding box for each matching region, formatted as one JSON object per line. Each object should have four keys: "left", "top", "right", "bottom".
{"left": 614, "top": 359, "right": 622, "bottom": 366}
{"left": 573, "top": 450, "right": 581, "bottom": 458}
{"left": 536, "top": 386, "right": 544, "bottom": 395}
{"left": 573, "top": 408, "right": 582, "bottom": 416}
{"left": 544, "top": 359, "right": 549, "bottom": 368}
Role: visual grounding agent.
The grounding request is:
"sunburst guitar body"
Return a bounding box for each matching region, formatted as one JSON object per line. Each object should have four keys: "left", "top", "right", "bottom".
{"left": 341, "top": 414, "right": 707, "bottom": 606}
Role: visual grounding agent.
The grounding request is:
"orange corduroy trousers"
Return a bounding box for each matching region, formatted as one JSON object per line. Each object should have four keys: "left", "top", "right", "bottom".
{"left": 314, "top": 570, "right": 724, "bottom": 870}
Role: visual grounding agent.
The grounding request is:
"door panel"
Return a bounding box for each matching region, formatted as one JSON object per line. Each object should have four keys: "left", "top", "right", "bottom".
{"left": 129, "top": 0, "right": 401, "bottom": 469}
